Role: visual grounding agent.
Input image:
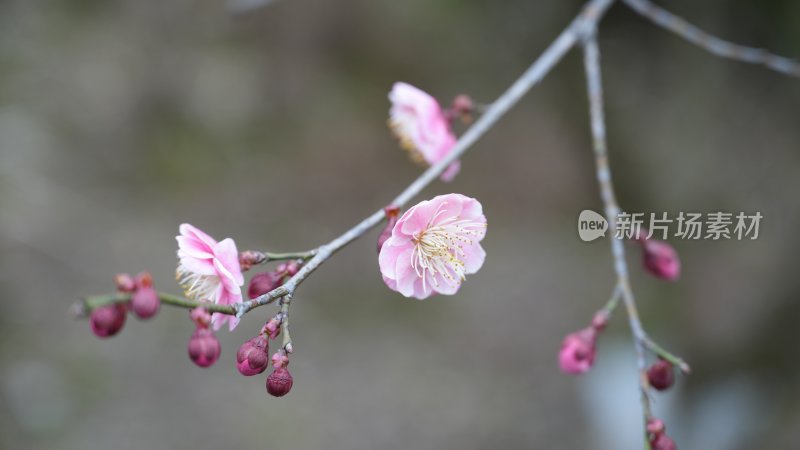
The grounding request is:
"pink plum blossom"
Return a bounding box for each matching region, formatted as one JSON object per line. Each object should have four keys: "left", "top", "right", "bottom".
{"left": 559, "top": 327, "right": 597, "bottom": 374}
{"left": 176, "top": 223, "right": 245, "bottom": 331}
{"left": 388, "top": 82, "right": 460, "bottom": 182}
{"left": 379, "top": 193, "right": 487, "bottom": 299}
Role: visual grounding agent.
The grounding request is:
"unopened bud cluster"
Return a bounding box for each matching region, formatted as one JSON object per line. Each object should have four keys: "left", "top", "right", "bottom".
{"left": 90, "top": 272, "right": 161, "bottom": 338}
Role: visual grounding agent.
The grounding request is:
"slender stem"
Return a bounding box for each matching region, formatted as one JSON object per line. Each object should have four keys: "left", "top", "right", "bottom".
{"left": 280, "top": 294, "right": 293, "bottom": 352}
{"left": 582, "top": 32, "right": 654, "bottom": 447}
{"left": 624, "top": 0, "right": 800, "bottom": 77}
{"left": 600, "top": 283, "right": 623, "bottom": 315}
{"left": 264, "top": 250, "right": 317, "bottom": 262}
{"left": 76, "top": 292, "right": 236, "bottom": 316}
{"left": 642, "top": 334, "right": 691, "bottom": 373}
{"left": 235, "top": 0, "right": 618, "bottom": 318}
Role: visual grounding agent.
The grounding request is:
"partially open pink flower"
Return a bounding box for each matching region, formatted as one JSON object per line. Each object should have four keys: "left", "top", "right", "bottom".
{"left": 176, "top": 224, "right": 245, "bottom": 331}
{"left": 389, "top": 82, "right": 460, "bottom": 182}
{"left": 379, "top": 193, "right": 487, "bottom": 299}
{"left": 559, "top": 327, "right": 597, "bottom": 374}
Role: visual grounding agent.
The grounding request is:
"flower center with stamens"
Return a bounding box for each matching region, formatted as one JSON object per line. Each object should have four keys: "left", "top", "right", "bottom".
{"left": 176, "top": 265, "right": 219, "bottom": 301}
{"left": 410, "top": 210, "right": 484, "bottom": 290}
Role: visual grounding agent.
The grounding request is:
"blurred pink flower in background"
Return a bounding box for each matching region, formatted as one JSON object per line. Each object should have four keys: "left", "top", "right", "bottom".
{"left": 379, "top": 193, "right": 487, "bottom": 299}
{"left": 388, "top": 82, "right": 460, "bottom": 181}
{"left": 558, "top": 327, "right": 597, "bottom": 374}
{"left": 176, "top": 223, "right": 245, "bottom": 331}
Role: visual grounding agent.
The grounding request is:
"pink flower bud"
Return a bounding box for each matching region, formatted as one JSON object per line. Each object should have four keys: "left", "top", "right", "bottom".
{"left": 263, "top": 319, "right": 281, "bottom": 340}
{"left": 376, "top": 205, "right": 400, "bottom": 254}
{"left": 650, "top": 432, "right": 677, "bottom": 450}
{"left": 239, "top": 250, "right": 265, "bottom": 271}
{"left": 187, "top": 327, "right": 221, "bottom": 368}
{"left": 90, "top": 303, "right": 127, "bottom": 338}
{"left": 130, "top": 272, "right": 160, "bottom": 319}
{"left": 247, "top": 271, "right": 284, "bottom": 300}
{"left": 647, "top": 359, "right": 675, "bottom": 391}
{"left": 271, "top": 350, "right": 289, "bottom": 368}
{"left": 641, "top": 239, "right": 680, "bottom": 281}
{"left": 558, "top": 327, "right": 597, "bottom": 374}
{"left": 277, "top": 260, "right": 300, "bottom": 277}
{"left": 236, "top": 335, "right": 270, "bottom": 376}
{"left": 113, "top": 273, "right": 136, "bottom": 293}
{"left": 190, "top": 307, "right": 212, "bottom": 328}
{"left": 646, "top": 418, "right": 666, "bottom": 435}
{"left": 266, "top": 367, "right": 293, "bottom": 397}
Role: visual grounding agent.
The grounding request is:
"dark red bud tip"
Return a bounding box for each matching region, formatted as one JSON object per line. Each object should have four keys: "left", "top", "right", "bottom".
{"left": 377, "top": 206, "right": 401, "bottom": 254}
{"left": 90, "top": 303, "right": 127, "bottom": 338}
{"left": 247, "top": 271, "right": 284, "bottom": 300}
{"left": 236, "top": 335, "right": 270, "bottom": 376}
{"left": 113, "top": 274, "right": 136, "bottom": 293}
{"left": 188, "top": 327, "right": 221, "bottom": 368}
{"left": 266, "top": 367, "right": 294, "bottom": 397}
{"left": 647, "top": 359, "right": 675, "bottom": 391}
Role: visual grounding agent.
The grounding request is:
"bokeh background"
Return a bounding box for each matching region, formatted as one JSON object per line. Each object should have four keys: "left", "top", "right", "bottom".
{"left": 1, "top": 0, "right": 799, "bottom": 449}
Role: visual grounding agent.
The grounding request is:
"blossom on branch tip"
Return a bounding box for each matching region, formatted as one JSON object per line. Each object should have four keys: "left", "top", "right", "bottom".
{"left": 559, "top": 327, "right": 597, "bottom": 374}
{"left": 378, "top": 193, "right": 487, "bottom": 300}
{"left": 176, "top": 223, "right": 244, "bottom": 331}
{"left": 388, "top": 82, "right": 460, "bottom": 182}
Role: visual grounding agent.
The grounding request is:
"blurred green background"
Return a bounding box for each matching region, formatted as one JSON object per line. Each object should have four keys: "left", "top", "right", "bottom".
{"left": 1, "top": 0, "right": 799, "bottom": 449}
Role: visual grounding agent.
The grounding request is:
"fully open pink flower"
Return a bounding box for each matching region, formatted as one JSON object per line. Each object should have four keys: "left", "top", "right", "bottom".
{"left": 389, "top": 82, "right": 460, "bottom": 182}
{"left": 379, "top": 193, "right": 487, "bottom": 299}
{"left": 176, "top": 223, "right": 244, "bottom": 331}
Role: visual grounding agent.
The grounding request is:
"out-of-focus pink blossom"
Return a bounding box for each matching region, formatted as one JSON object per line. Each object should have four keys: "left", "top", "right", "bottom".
{"left": 636, "top": 232, "right": 680, "bottom": 281}
{"left": 379, "top": 193, "right": 487, "bottom": 300}
{"left": 389, "top": 82, "right": 460, "bottom": 182}
{"left": 176, "top": 224, "right": 245, "bottom": 331}
{"left": 558, "top": 327, "right": 597, "bottom": 374}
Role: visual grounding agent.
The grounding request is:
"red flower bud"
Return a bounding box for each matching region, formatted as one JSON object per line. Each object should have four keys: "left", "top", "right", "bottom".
{"left": 266, "top": 367, "right": 293, "bottom": 397}
{"left": 641, "top": 239, "right": 680, "bottom": 281}
{"left": 376, "top": 206, "right": 400, "bottom": 253}
{"left": 90, "top": 303, "right": 127, "bottom": 338}
{"left": 131, "top": 272, "right": 160, "bottom": 319}
{"left": 236, "top": 335, "right": 270, "bottom": 376}
{"left": 647, "top": 359, "right": 675, "bottom": 391}
{"left": 247, "top": 271, "right": 284, "bottom": 300}
{"left": 187, "top": 327, "right": 221, "bottom": 368}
